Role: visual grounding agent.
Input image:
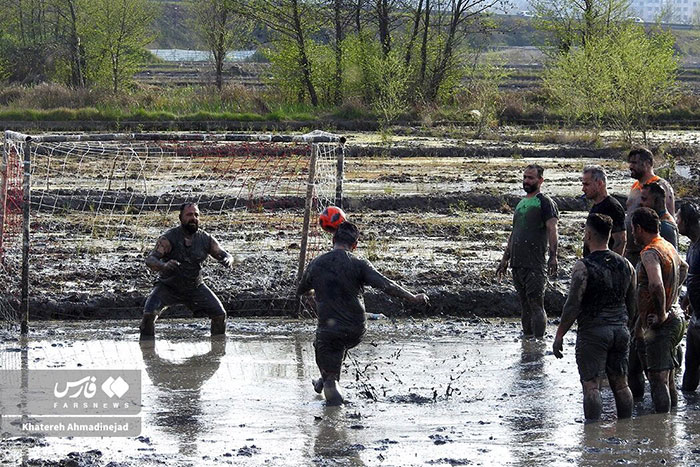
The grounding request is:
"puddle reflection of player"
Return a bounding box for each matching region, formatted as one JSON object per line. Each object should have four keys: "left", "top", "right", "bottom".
{"left": 312, "top": 407, "right": 363, "bottom": 465}
{"left": 140, "top": 203, "right": 233, "bottom": 339}
{"left": 139, "top": 337, "right": 226, "bottom": 456}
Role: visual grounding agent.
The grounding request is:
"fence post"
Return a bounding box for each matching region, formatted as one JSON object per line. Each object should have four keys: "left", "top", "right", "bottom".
{"left": 335, "top": 142, "right": 345, "bottom": 208}
{"left": 20, "top": 141, "right": 30, "bottom": 335}
{"left": 0, "top": 134, "right": 7, "bottom": 260}
{"left": 295, "top": 143, "right": 319, "bottom": 316}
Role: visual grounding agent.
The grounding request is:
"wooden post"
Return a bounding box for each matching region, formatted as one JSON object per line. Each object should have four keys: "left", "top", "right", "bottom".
{"left": 294, "top": 143, "right": 319, "bottom": 316}
{"left": 0, "top": 136, "right": 8, "bottom": 260}
{"left": 20, "top": 142, "right": 31, "bottom": 335}
{"left": 334, "top": 142, "right": 345, "bottom": 208}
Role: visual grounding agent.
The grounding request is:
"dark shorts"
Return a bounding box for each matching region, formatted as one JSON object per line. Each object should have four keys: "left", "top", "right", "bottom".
{"left": 638, "top": 313, "right": 685, "bottom": 372}
{"left": 144, "top": 283, "right": 226, "bottom": 318}
{"left": 314, "top": 327, "right": 364, "bottom": 381}
{"left": 512, "top": 267, "right": 546, "bottom": 301}
{"left": 576, "top": 325, "right": 630, "bottom": 382}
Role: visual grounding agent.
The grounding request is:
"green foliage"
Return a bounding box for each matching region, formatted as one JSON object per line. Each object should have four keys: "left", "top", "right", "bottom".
{"left": 544, "top": 23, "right": 679, "bottom": 141}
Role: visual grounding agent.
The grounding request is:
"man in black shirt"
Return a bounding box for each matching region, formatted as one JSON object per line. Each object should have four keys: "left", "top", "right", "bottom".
{"left": 297, "top": 222, "right": 429, "bottom": 405}
{"left": 141, "top": 203, "right": 233, "bottom": 339}
{"left": 581, "top": 166, "right": 626, "bottom": 257}
{"left": 678, "top": 202, "right": 700, "bottom": 392}
{"left": 553, "top": 214, "right": 636, "bottom": 420}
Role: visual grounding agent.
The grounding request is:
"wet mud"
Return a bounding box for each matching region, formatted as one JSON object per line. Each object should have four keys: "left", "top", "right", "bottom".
{"left": 2, "top": 319, "right": 700, "bottom": 466}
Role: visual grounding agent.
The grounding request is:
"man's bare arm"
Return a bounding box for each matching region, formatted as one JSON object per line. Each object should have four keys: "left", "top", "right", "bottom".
{"left": 553, "top": 261, "right": 587, "bottom": 358}
{"left": 625, "top": 262, "right": 637, "bottom": 327}
{"left": 640, "top": 250, "right": 667, "bottom": 328}
{"left": 611, "top": 231, "right": 627, "bottom": 256}
{"left": 546, "top": 217, "right": 559, "bottom": 277}
{"left": 496, "top": 232, "right": 513, "bottom": 278}
{"left": 145, "top": 236, "right": 177, "bottom": 272}
{"left": 209, "top": 236, "right": 233, "bottom": 268}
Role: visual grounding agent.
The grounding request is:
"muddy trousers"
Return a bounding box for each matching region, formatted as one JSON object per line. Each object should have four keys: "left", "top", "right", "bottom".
{"left": 512, "top": 267, "right": 547, "bottom": 337}
{"left": 683, "top": 323, "right": 700, "bottom": 392}
{"left": 314, "top": 327, "right": 363, "bottom": 382}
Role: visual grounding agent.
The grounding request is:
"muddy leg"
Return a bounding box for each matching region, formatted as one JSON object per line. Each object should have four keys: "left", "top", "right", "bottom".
{"left": 669, "top": 371, "right": 678, "bottom": 408}
{"left": 517, "top": 292, "right": 533, "bottom": 336}
{"left": 210, "top": 314, "right": 226, "bottom": 336}
{"left": 682, "top": 327, "right": 700, "bottom": 392}
{"left": 582, "top": 379, "right": 603, "bottom": 420}
{"left": 323, "top": 378, "right": 344, "bottom": 406}
{"left": 608, "top": 374, "right": 633, "bottom": 419}
{"left": 529, "top": 296, "right": 546, "bottom": 338}
{"left": 648, "top": 370, "right": 671, "bottom": 413}
{"left": 628, "top": 340, "right": 645, "bottom": 400}
{"left": 141, "top": 290, "right": 166, "bottom": 339}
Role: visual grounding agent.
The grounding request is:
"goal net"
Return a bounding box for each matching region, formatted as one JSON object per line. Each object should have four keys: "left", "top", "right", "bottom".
{"left": 0, "top": 131, "right": 345, "bottom": 330}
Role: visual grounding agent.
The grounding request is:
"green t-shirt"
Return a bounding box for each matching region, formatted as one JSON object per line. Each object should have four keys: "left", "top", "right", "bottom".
{"left": 510, "top": 193, "right": 559, "bottom": 269}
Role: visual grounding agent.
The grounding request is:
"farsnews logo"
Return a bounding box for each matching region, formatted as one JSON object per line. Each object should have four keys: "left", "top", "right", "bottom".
{"left": 54, "top": 376, "right": 130, "bottom": 399}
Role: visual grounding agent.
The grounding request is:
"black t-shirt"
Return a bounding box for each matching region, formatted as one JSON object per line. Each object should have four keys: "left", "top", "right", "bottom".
{"left": 579, "top": 250, "right": 632, "bottom": 329}
{"left": 510, "top": 193, "right": 559, "bottom": 269}
{"left": 687, "top": 240, "right": 700, "bottom": 318}
{"left": 158, "top": 226, "right": 213, "bottom": 290}
{"left": 584, "top": 196, "right": 626, "bottom": 257}
{"left": 296, "top": 249, "right": 399, "bottom": 332}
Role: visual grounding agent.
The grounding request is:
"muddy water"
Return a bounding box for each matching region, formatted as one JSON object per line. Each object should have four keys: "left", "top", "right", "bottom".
{"left": 2, "top": 319, "right": 700, "bottom": 466}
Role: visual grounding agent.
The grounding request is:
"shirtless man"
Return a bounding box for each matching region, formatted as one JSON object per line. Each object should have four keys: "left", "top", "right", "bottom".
{"left": 640, "top": 182, "right": 679, "bottom": 249}
{"left": 296, "top": 221, "right": 429, "bottom": 405}
{"left": 624, "top": 148, "right": 675, "bottom": 267}
{"left": 630, "top": 207, "right": 688, "bottom": 413}
{"left": 140, "top": 203, "right": 233, "bottom": 339}
{"left": 553, "top": 214, "right": 635, "bottom": 420}
{"left": 497, "top": 164, "right": 559, "bottom": 338}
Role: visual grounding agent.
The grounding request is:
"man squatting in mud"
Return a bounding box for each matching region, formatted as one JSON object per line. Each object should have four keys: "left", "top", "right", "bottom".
{"left": 497, "top": 164, "right": 559, "bottom": 338}
{"left": 296, "top": 221, "right": 429, "bottom": 405}
{"left": 552, "top": 213, "right": 636, "bottom": 420}
{"left": 629, "top": 207, "right": 687, "bottom": 413}
{"left": 140, "top": 202, "right": 234, "bottom": 339}
{"left": 677, "top": 202, "right": 700, "bottom": 393}
{"left": 580, "top": 166, "right": 626, "bottom": 257}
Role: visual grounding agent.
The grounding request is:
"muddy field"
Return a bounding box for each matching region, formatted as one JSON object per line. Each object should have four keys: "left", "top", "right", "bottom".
{"left": 4, "top": 130, "right": 697, "bottom": 323}
{"left": 2, "top": 319, "right": 700, "bottom": 466}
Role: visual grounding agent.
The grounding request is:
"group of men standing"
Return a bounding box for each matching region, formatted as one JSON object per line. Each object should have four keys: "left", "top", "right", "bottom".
{"left": 498, "top": 147, "right": 699, "bottom": 420}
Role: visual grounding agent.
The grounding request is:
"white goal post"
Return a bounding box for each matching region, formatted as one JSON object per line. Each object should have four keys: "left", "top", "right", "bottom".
{"left": 0, "top": 130, "right": 346, "bottom": 333}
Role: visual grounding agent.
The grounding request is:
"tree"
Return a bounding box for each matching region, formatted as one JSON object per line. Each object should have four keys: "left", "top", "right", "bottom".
{"left": 544, "top": 23, "right": 678, "bottom": 142}
{"left": 81, "top": 0, "right": 156, "bottom": 92}
{"left": 191, "top": 0, "right": 248, "bottom": 91}
{"left": 531, "top": 0, "right": 631, "bottom": 53}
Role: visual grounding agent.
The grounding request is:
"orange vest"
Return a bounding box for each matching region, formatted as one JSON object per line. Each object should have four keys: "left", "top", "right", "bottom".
{"left": 631, "top": 175, "right": 660, "bottom": 192}
{"left": 636, "top": 236, "right": 681, "bottom": 333}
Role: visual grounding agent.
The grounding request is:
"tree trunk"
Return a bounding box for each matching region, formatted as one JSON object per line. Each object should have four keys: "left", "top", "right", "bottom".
{"left": 377, "top": 0, "right": 391, "bottom": 57}
{"left": 291, "top": 0, "right": 318, "bottom": 106}
{"left": 67, "top": 0, "right": 85, "bottom": 87}
{"left": 404, "top": 0, "right": 423, "bottom": 69}
{"left": 419, "top": 0, "right": 430, "bottom": 89}
{"left": 333, "top": 0, "right": 344, "bottom": 105}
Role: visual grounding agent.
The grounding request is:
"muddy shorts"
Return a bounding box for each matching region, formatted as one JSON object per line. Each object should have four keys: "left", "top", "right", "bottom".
{"left": 638, "top": 313, "right": 685, "bottom": 372}
{"left": 144, "top": 283, "right": 226, "bottom": 318}
{"left": 512, "top": 267, "right": 546, "bottom": 302}
{"left": 575, "top": 325, "right": 630, "bottom": 382}
{"left": 314, "top": 327, "right": 364, "bottom": 381}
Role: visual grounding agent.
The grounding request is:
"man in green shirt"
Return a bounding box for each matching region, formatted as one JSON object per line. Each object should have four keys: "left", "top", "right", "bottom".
{"left": 497, "top": 164, "right": 559, "bottom": 338}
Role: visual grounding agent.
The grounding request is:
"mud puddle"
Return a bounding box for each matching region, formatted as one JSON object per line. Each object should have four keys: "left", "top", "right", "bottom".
{"left": 2, "top": 319, "right": 700, "bottom": 466}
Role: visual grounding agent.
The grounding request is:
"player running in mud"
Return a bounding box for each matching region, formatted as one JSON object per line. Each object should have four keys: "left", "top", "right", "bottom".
{"left": 552, "top": 214, "right": 635, "bottom": 421}
{"left": 677, "top": 202, "right": 700, "bottom": 392}
{"left": 629, "top": 207, "right": 687, "bottom": 412}
{"left": 296, "top": 221, "right": 429, "bottom": 405}
{"left": 581, "top": 166, "right": 626, "bottom": 257}
{"left": 497, "top": 164, "right": 559, "bottom": 338}
{"left": 140, "top": 202, "right": 233, "bottom": 339}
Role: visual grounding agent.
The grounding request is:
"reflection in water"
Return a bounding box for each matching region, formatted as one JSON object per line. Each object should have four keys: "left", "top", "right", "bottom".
{"left": 507, "top": 339, "right": 553, "bottom": 465}
{"left": 312, "top": 406, "right": 364, "bottom": 466}
{"left": 139, "top": 337, "right": 226, "bottom": 456}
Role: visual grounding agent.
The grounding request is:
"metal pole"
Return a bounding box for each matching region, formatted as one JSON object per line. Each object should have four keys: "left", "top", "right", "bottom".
{"left": 334, "top": 142, "right": 345, "bottom": 208}
{"left": 20, "top": 142, "right": 31, "bottom": 335}
{"left": 295, "top": 143, "right": 319, "bottom": 315}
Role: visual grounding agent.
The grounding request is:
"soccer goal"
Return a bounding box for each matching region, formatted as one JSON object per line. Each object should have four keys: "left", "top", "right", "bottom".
{"left": 0, "top": 130, "right": 346, "bottom": 333}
